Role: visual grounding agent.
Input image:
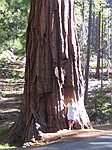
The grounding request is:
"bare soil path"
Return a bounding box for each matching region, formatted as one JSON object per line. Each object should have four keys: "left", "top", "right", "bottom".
{"left": 10, "top": 125, "right": 112, "bottom": 149}
{"left": 40, "top": 125, "right": 112, "bottom": 144}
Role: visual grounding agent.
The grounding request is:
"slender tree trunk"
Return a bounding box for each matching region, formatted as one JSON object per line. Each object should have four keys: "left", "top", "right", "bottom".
{"left": 101, "top": 8, "right": 103, "bottom": 91}
{"left": 5, "top": 0, "right": 92, "bottom": 146}
{"left": 92, "top": 1, "right": 95, "bottom": 48}
{"left": 95, "top": 8, "right": 101, "bottom": 79}
{"left": 107, "top": 8, "right": 111, "bottom": 78}
{"left": 84, "top": 0, "right": 92, "bottom": 104}
{"left": 80, "top": 0, "right": 86, "bottom": 77}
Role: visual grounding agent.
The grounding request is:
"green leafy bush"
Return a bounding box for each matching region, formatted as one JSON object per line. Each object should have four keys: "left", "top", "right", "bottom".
{"left": 0, "top": 0, "right": 30, "bottom": 56}
{"left": 88, "top": 88, "right": 112, "bottom": 125}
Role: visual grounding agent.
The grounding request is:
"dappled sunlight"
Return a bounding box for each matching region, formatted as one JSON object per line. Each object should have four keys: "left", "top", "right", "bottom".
{"left": 42, "top": 126, "right": 112, "bottom": 142}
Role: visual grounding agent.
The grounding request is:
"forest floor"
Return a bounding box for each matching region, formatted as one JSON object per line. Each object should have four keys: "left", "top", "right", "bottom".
{"left": 0, "top": 57, "right": 112, "bottom": 148}
{"left": 0, "top": 60, "right": 25, "bottom": 127}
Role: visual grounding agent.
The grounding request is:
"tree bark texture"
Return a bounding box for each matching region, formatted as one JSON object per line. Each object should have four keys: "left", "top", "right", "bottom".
{"left": 6, "top": 0, "right": 92, "bottom": 146}
{"left": 84, "top": 0, "right": 92, "bottom": 104}
{"left": 95, "top": 10, "right": 101, "bottom": 79}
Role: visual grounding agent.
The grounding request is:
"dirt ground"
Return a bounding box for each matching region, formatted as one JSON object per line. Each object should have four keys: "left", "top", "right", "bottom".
{"left": 42, "top": 125, "right": 112, "bottom": 143}
{"left": 48, "top": 126, "right": 112, "bottom": 144}
{"left": 0, "top": 61, "right": 24, "bottom": 127}
{"left": 11, "top": 125, "right": 112, "bottom": 149}
{"left": 0, "top": 91, "right": 23, "bottom": 127}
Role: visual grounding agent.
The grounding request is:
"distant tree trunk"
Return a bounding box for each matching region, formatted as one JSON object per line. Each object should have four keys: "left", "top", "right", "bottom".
{"left": 84, "top": 0, "right": 92, "bottom": 104}
{"left": 95, "top": 8, "right": 101, "bottom": 79}
{"left": 80, "top": 0, "right": 86, "bottom": 77}
{"left": 91, "top": 1, "right": 95, "bottom": 48}
{"left": 107, "top": 8, "right": 111, "bottom": 78}
{"left": 6, "top": 0, "right": 92, "bottom": 146}
{"left": 101, "top": 8, "right": 104, "bottom": 91}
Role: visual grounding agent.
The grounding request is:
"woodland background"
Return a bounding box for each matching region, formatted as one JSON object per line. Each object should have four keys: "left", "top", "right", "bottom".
{"left": 0, "top": 0, "right": 112, "bottom": 148}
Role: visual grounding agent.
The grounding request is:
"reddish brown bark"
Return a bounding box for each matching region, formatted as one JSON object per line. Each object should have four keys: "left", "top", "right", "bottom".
{"left": 5, "top": 0, "right": 92, "bottom": 146}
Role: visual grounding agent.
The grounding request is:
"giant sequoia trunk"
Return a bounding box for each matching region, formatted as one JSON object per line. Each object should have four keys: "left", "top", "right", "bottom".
{"left": 6, "top": 0, "right": 92, "bottom": 146}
